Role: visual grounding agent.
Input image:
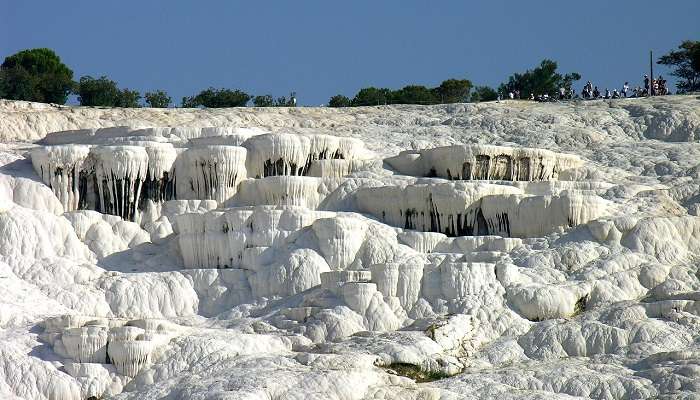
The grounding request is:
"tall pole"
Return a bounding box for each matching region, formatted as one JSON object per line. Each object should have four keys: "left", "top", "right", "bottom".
{"left": 650, "top": 50, "right": 654, "bottom": 96}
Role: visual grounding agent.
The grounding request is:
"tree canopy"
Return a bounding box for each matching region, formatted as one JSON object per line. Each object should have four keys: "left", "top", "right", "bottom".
{"left": 182, "top": 88, "right": 251, "bottom": 107}
{"left": 351, "top": 87, "right": 392, "bottom": 106}
{"left": 435, "top": 79, "right": 472, "bottom": 103}
{"left": 328, "top": 94, "right": 351, "bottom": 107}
{"left": 343, "top": 79, "right": 472, "bottom": 107}
{"left": 391, "top": 85, "right": 438, "bottom": 105}
{"left": 469, "top": 86, "right": 498, "bottom": 102}
{"left": 252, "top": 94, "right": 274, "bottom": 107}
{"left": 76, "top": 76, "right": 141, "bottom": 107}
{"left": 145, "top": 90, "right": 171, "bottom": 108}
{"left": 0, "top": 48, "right": 74, "bottom": 104}
{"left": 498, "top": 59, "right": 580, "bottom": 98}
{"left": 658, "top": 40, "right": 700, "bottom": 93}
{"left": 252, "top": 92, "right": 297, "bottom": 107}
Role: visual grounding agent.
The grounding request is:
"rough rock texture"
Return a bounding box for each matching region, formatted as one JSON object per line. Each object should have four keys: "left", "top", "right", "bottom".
{"left": 1, "top": 96, "right": 700, "bottom": 400}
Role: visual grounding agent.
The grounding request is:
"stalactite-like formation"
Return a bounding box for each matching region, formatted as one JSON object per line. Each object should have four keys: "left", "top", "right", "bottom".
{"left": 91, "top": 146, "right": 149, "bottom": 221}
{"left": 386, "top": 145, "right": 583, "bottom": 181}
{"left": 243, "top": 133, "right": 371, "bottom": 178}
{"left": 141, "top": 144, "right": 178, "bottom": 207}
{"left": 236, "top": 176, "right": 329, "bottom": 209}
{"left": 30, "top": 145, "right": 91, "bottom": 211}
{"left": 60, "top": 326, "right": 109, "bottom": 363}
{"left": 43, "top": 317, "right": 176, "bottom": 383}
{"left": 30, "top": 132, "right": 374, "bottom": 222}
{"left": 174, "top": 145, "right": 247, "bottom": 204}
{"left": 356, "top": 183, "right": 611, "bottom": 238}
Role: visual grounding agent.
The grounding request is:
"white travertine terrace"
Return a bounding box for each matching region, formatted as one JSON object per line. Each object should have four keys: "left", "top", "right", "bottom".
{"left": 5, "top": 96, "right": 700, "bottom": 400}
{"left": 355, "top": 182, "right": 610, "bottom": 237}
{"left": 236, "top": 176, "right": 328, "bottom": 209}
{"left": 386, "top": 144, "right": 583, "bottom": 181}
{"left": 243, "top": 133, "right": 372, "bottom": 178}
{"left": 29, "top": 131, "right": 373, "bottom": 220}
{"left": 42, "top": 316, "right": 176, "bottom": 384}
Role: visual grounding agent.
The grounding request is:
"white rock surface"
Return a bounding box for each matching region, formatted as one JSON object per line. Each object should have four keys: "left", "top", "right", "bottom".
{"left": 1, "top": 96, "right": 700, "bottom": 399}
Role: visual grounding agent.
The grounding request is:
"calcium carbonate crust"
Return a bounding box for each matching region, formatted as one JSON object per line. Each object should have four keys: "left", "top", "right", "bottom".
{"left": 0, "top": 96, "right": 699, "bottom": 400}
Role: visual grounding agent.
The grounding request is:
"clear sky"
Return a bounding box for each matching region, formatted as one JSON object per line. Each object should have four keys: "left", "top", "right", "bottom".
{"left": 2, "top": 1, "right": 699, "bottom": 105}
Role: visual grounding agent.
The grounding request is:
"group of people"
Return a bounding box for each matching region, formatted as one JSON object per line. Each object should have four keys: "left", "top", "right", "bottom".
{"left": 503, "top": 74, "right": 673, "bottom": 103}
{"left": 581, "top": 74, "right": 670, "bottom": 100}
{"left": 581, "top": 81, "right": 623, "bottom": 99}
{"left": 506, "top": 89, "right": 575, "bottom": 102}
{"left": 642, "top": 75, "right": 670, "bottom": 96}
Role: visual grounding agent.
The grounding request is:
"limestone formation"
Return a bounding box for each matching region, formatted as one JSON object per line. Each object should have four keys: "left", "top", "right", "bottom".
{"left": 2, "top": 96, "right": 700, "bottom": 400}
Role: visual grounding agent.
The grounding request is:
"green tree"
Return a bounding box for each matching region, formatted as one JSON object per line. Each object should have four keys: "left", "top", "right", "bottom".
{"left": 391, "top": 85, "right": 438, "bottom": 105}
{"left": 469, "top": 86, "right": 498, "bottom": 102}
{"left": 658, "top": 40, "right": 700, "bottom": 93}
{"left": 77, "top": 76, "right": 121, "bottom": 106}
{"left": 145, "top": 90, "right": 171, "bottom": 108}
{"left": 328, "top": 94, "right": 351, "bottom": 107}
{"left": 498, "top": 59, "right": 580, "bottom": 98}
{"left": 435, "top": 79, "right": 472, "bottom": 103}
{"left": 253, "top": 94, "right": 274, "bottom": 107}
{"left": 273, "top": 92, "right": 297, "bottom": 107}
{"left": 351, "top": 87, "right": 392, "bottom": 106}
{"left": 0, "top": 48, "right": 74, "bottom": 104}
{"left": 117, "top": 88, "right": 141, "bottom": 108}
{"left": 76, "top": 76, "right": 141, "bottom": 107}
{"left": 182, "top": 87, "right": 251, "bottom": 107}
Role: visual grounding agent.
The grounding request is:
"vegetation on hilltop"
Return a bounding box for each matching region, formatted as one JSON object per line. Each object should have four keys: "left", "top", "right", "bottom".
{"left": 1, "top": 40, "right": 698, "bottom": 107}
{"left": 658, "top": 40, "right": 700, "bottom": 93}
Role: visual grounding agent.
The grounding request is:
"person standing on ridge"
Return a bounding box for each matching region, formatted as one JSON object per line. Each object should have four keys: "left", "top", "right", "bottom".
{"left": 644, "top": 75, "right": 650, "bottom": 96}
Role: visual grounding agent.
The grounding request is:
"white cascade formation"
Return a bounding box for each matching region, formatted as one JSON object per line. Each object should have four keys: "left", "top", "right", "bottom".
{"left": 356, "top": 183, "right": 610, "bottom": 237}
{"left": 107, "top": 339, "right": 157, "bottom": 378}
{"left": 30, "top": 145, "right": 91, "bottom": 211}
{"left": 141, "top": 143, "right": 178, "bottom": 206}
{"left": 355, "top": 182, "right": 520, "bottom": 236}
{"left": 386, "top": 144, "right": 583, "bottom": 181}
{"left": 236, "top": 176, "right": 326, "bottom": 209}
{"left": 91, "top": 146, "right": 149, "bottom": 221}
{"left": 243, "top": 133, "right": 371, "bottom": 178}
{"left": 60, "top": 326, "right": 109, "bottom": 363}
{"left": 174, "top": 145, "right": 247, "bottom": 204}
{"left": 479, "top": 192, "right": 613, "bottom": 237}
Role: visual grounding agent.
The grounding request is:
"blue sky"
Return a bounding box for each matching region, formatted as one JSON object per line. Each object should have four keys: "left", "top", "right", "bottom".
{"left": 1, "top": 1, "right": 698, "bottom": 105}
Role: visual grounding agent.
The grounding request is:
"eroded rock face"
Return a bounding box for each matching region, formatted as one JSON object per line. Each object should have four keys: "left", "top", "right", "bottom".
{"left": 3, "top": 97, "right": 700, "bottom": 400}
